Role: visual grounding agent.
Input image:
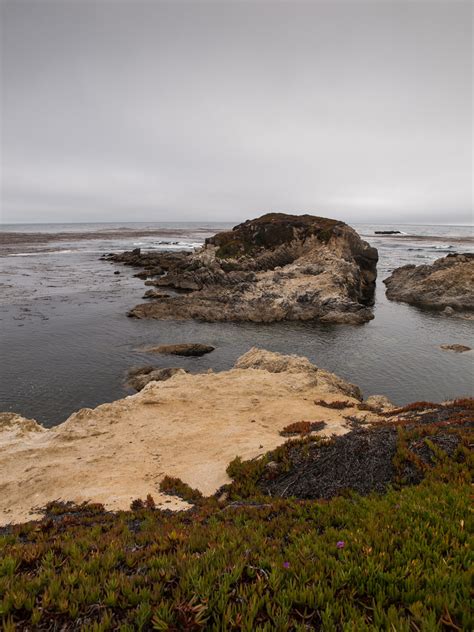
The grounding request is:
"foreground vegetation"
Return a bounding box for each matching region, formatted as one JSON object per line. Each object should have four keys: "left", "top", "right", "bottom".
{"left": 0, "top": 401, "right": 472, "bottom": 631}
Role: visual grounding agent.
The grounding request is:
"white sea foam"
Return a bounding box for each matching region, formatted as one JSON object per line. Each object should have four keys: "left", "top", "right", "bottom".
{"left": 8, "top": 249, "right": 75, "bottom": 257}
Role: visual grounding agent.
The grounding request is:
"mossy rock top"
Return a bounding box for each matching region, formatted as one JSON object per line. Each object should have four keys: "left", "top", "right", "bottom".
{"left": 207, "top": 213, "right": 345, "bottom": 259}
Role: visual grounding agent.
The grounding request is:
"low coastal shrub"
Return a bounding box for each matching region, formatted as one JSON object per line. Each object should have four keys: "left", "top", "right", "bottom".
{"left": 313, "top": 399, "right": 350, "bottom": 410}
{"left": 130, "top": 495, "right": 157, "bottom": 511}
{"left": 159, "top": 477, "right": 203, "bottom": 504}
{"left": 0, "top": 477, "right": 471, "bottom": 630}
{"left": 0, "top": 399, "right": 472, "bottom": 631}
{"left": 389, "top": 400, "right": 439, "bottom": 415}
{"left": 280, "top": 421, "right": 326, "bottom": 437}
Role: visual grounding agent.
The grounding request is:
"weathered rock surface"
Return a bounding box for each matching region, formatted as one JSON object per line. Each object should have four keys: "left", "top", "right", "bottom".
{"left": 0, "top": 413, "right": 45, "bottom": 440}
{"left": 235, "top": 348, "right": 362, "bottom": 400}
{"left": 142, "top": 343, "right": 215, "bottom": 357}
{"left": 107, "top": 213, "right": 378, "bottom": 324}
{"left": 142, "top": 289, "right": 171, "bottom": 299}
{"left": 383, "top": 253, "right": 474, "bottom": 312}
{"left": 364, "top": 394, "right": 395, "bottom": 411}
{"left": 0, "top": 349, "right": 369, "bottom": 525}
{"left": 127, "top": 366, "right": 187, "bottom": 391}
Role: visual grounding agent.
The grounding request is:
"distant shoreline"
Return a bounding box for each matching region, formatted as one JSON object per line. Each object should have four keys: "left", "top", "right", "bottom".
{"left": 1, "top": 227, "right": 473, "bottom": 247}
{"left": 0, "top": 227, "right": 224, "bottom": 256}
{"left": 372, "top": 233, "right": 473, "bottom": 243}
{"left": 0, "top": 227, "right": 221, "bottom": 246}
{"left": 1, "top": 227, "right": 472, "bottom": 257}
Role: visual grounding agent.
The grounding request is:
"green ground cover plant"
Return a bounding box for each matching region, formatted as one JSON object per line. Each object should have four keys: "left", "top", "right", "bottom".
{"left": 0, "top": 400, "right": 472, "bottom": 631}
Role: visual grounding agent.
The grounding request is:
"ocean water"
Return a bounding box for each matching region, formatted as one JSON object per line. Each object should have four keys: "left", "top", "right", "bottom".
{"left": 0, "top": 221, "right": 472, "bottom": 427}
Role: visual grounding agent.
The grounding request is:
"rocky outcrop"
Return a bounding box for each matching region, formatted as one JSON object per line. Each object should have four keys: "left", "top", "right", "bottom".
{"left": 383, "top": 254, "right": 474, "bottom": 313}
{"left": 364, "top": 395, "right": 395, "bottom": 412}
{"left": 0, "top": 349, "right": 372, "bottom": 525}
{"left": 0, "top": 412, "right": 45, "bottom": 439}
{"left": 126, "top": 366, "right": 187, "bottom": 391}
{"left": 142, "top": 343, "right": 215, "bottom": 357}
{"left": 143, "top": 290, "right": 170, "bottom": 299}
{"left": 107, "top": 213, "right": 378, "bottom": 325}
{"left": 235, "top": 348, "right": 362, "bottom": 400}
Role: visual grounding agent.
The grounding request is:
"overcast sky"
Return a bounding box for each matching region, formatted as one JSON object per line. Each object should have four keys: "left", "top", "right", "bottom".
{"left": 1, "top": 0, "right": 472, "bottom": 225}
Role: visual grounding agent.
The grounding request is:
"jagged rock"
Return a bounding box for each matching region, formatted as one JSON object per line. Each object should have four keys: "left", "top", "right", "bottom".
{"left": 122, "top": 213, "right": 378, "bottom": 325}
{"left": 235, "top": 347, "right": 317, "bottom": 374}
{"left": 127, "top": 366, "right": 187, "bottom": 391}
{"left": 143, "top": 289, "right": 171, "bottom": 299}
{"left": 235, "top": 348, "right": 362, "bottom": 400}
{"left": 440, "top": 344, "right": 471, "bottom": 353}
{"left": 106, "top": 249, "right": 191, "bottom": 269}
{"left": 383, "top": 253, "right": 474, "bottom": 312}
{"left": 0, "top": 412, "right": 45, "bottom": 437}
{"left": 142, "top": 343, "right": 215, "bottom": 357}
{"left": 364, "top": 395, "right": 395, "bottom": 411}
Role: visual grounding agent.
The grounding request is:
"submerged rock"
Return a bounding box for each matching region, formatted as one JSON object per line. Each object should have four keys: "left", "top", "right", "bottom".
{"left": 383, "top": 253, "right": 474, "bottom": 312}
{"left": 440, "top": 344, "right": 471, "bottom": 353}
{"left": 121, "top": 213, "right": 378, "bottom": 324}
{"left": 142, "top": 343, "right": 215, "bottom": 356}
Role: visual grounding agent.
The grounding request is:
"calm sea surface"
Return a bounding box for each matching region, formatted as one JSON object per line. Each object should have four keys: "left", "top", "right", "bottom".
{"left": 1, "top": 221, "right": 473, "bottom": 426}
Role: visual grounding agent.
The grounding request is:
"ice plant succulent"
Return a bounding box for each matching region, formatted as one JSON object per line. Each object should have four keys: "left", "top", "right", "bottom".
{"left": 0, "top": 397, "right": 471, "bottom": 630}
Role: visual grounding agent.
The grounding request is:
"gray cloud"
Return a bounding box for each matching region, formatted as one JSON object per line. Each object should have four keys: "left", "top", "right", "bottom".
{"left": 1, "top": 0, "right": 472, "bottom": 224}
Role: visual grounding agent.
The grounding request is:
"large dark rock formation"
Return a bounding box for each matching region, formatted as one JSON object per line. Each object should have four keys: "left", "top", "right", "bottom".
{"left": 383, "top": 253, "right": 474, "bottom": 313}
{"left": 106, "top": 213, "right": 378, "bottom": 324}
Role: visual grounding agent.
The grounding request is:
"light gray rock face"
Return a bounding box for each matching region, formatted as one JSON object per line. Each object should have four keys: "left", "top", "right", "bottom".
{"left": 383, "top": 253, "right": 474, "bottom": 313}
{"left": 117, "top": 213, "right": 378, "bottom": 325}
